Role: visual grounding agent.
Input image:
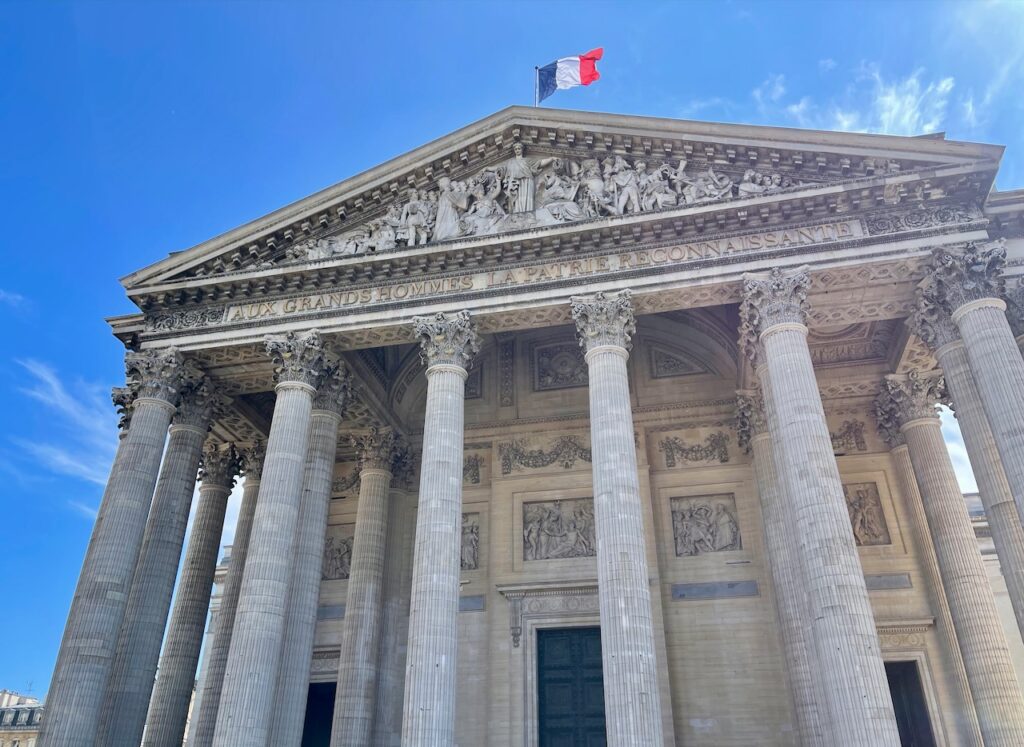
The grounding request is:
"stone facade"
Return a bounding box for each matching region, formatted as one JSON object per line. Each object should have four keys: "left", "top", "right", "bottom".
{"left": 38, "top": 108, "right": 1024, "bottom": 746}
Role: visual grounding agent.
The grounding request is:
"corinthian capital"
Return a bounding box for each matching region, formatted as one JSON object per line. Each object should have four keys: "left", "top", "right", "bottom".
{"left": 740, "top": 266, "right": 811, "bottom": 339}
{"left": 1005, "top": 282, "right": 1024, "bottom": 338}
{"left": 413, "top": 310, "right": 480, "bottom": 369}
{"left": 237, "top": 440, "right": 267, "bottom": 480}
{"left": 911, "top": 283, "right": 959, "bottom": 352}
{"left": 125, "top": 348, "right": 188, "bottom": 404}
{"left": 112, "top": 381, "right": 141, "bottom": 432}
{"left": 173, "top": 375, "right": 229, "bottom": 431}
{"left": 873, "top": 370, "right": 945, "bottom": 441}
{"left": 351, "top": 426, "right": 406, "bottom": 473}
{"left": 922, "top": 240, "right": 1006, "bottom": 313}
{"left": 571, "top": 290, "right": 636, "bottom": 352}
{"left": 199, "top": 442, "right": 239, "bottom": 489}
{"left": 265, "top": 329, "right": 327, "bottom": 388}
{"left": 313, "top": 360, "right": 353, "bottom": 417}
{"left": 734, "top": 391, "right": 767, "bottom": 454}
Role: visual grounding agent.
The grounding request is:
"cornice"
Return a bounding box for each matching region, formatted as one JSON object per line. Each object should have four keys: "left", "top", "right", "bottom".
{"left": 122, "top": 107, "right": 999, "bottom": 291}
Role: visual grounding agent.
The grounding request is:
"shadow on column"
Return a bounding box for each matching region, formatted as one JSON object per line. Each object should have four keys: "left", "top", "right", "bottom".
{"left": 301, "top": 682, "right": 336, "bottom": 747}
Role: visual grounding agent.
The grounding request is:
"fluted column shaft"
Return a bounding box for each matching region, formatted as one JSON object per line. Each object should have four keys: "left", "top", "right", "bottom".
{"left": 888, "top": 444, "right": 984, "bottom": 746}
{"left": 571, "top": 291, "right": 663, "bottom": 746}
{"left": 41, "top": 349, "right": 184, "bottom": 747}
{"left": 401, "top": 310, "right": 479, "bottom": 747}
{"left": 269, "top": 408, "right": 345, "bottom": 746}
{"left": 211, "top": 329, "right": 325, "bottom": 747}
{"left": 938, "top": 340, "right": 1024, "bottom": 638}
{"left": 96, "top": 419, "right": 207, "bottom": 746}
{"left": 742, "top": 267, "right": 899, "bottom": 746}
{"left": 188, "top": 447, "right": 265, "bottom": 747}
{"left": 954, "top": 299, "right": 1024, "bottom": 527}
{"left": 332, "top": 464, "right": 395, "bottom": 745}
{"left": 894, "top": 405, "right": 1024, "bottom": 744}
{"left": 743, "top": 388, "right": 825, "bottom": 746}
{"left": 401, "top": 365, "right": 466, "bottom": 745}
{"left": 211, "top": 386, "right": 316, "bottom": 745}
{"left": 143, "top": 445, "right": 237, "bottom": 747}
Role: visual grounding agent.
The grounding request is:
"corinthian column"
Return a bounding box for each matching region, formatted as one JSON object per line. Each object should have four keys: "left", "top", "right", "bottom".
{"left": 40, "top": 348, "right": 186, "bottom": 747}
{"left": 268, "top": 364, "right": 352, "bottom": 746}
{"left": 740, "top": 267, "right": 900, "bottom": 746}
{"left": 212, "top": 330, "right": 326, "bottom": 747}
{"left": 913, "top": 295, "right": 1024, "bottom": 639}
{"left": 331, "top": 427, "right": 406, "bottom": 746}
{"left": 97, "top": 375, "right": 224, "bottom": 747}
{"left": 570, "top": 290, "right": 664, "bottom": 746}
{"left": 188, "top": 441, "right": 266, "bottom": 747}
{"left": 401, "top": 311, "right": 479, "bottom": 747}
{"left": 736, "top": 390, "right": 824, "bottom": 747}
{"left": 876, "top": 372, "right": 1024, "bottom": 745}
{"left": 143, "top": 442, "right": 239, "bottom": 747}
{"left": 922, "top": 241, "right": 1024, "bottom": 526}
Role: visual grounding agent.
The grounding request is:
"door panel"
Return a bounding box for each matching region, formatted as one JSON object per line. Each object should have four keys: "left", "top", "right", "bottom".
{"left": 538, "top": 627, "right": 606, "bottom": 747}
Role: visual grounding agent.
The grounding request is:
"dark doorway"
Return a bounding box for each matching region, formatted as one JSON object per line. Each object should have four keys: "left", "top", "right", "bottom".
{"left": 300, "top": 682, "right": 336, "bottom": 747}
{"left": 537, "top": 626, "right": 606, "bottom": 747}
{"left": 885, "top": 660, "right": 937, "bottom": 747}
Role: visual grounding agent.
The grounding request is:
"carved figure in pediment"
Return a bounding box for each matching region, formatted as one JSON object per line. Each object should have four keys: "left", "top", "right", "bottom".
{"left": 400, "top": 188, "right": 435, "bottom": 246}
{"left": 486, "top": 141, "right": 559, "bottom": 214}
{"left": 434, "top": 175, "right": 471, "bottom": 241}
{"left": 678, "top": 165, "right": 733, "bottom": 205}
{"left": 462, "top": 179, "right": 507, "bottom": 235}
{"left": 639, "top": 163, "right": 679, "bottom": 211}
{"left": 579, "top": 159, "right": 618, "bottom": 217}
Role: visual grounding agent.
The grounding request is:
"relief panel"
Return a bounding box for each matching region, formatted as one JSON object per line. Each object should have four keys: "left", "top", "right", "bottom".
{"left": 523, "top": 498, "right": 596, "bottom": 561}
{"left": 461, "top": 512, "right": 481, "bottom": 570}
{"left": 531, "top": 341, "right": 588, "bottom": 391}
{"left": 670, "top": 493, "right": 742, "bottom": 556}
{"left": 843, "top": 481, "right": 891, "bottom": 546}
{"left": 323, "top": 523, "right": 355, "bottom": 580}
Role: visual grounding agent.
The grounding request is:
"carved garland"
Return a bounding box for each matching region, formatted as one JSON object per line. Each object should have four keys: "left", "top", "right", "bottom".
{"left": 658, "top": 432, "right": 730, "bottom": 467}
{"left": 463, "top": 454, "right": 484, "bottom": 485}
{"left": 830, "top": 420, "right": 867, "bottom": 453}
{"left": 499, "top": 435, "right": 592, "bottom": 475}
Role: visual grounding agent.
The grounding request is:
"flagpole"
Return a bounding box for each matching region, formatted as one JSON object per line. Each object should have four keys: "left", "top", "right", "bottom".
{"left": 534, "top": 66, "right": 539, "bottom": 107}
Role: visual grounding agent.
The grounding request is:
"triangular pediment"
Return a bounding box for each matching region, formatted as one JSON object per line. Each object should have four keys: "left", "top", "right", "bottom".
{"left": 122, "top": 106, "right": 1002, "bottom": 294}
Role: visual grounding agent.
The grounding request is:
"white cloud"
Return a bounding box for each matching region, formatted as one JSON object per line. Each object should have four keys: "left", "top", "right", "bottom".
{"left": 863, "top": 66, "right": 954, "bottom": 136}
{"left": 67, "top": 500, "right": 99, "bottom": 520}
{"left": 12, "top": 359, "right": 118, "bottom": 512}
{"left": 753, "top": 74, "right": 787, "bottom": 110}
{"left": 818, "top": 58, "right": 837, "bottom": 73}
{"left": 0, "top": 289, "right": 25, "bottom": 307}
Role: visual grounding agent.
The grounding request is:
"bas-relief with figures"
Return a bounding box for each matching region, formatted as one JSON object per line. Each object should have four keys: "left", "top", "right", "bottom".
{"left": 38, "top": 106, "right": 1024, "bottom": 747}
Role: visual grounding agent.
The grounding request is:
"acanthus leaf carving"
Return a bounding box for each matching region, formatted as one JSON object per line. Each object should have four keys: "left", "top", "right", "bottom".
{"left": 199, "top": 442, "right": 239, "bottom": 489}
{"left": 413, "top": 310, "right": 481, "bottom": 369}
{"left": 125, "top": 347, "right": 188, "bottom": 404}
{"left": 739, "top": 266, "right": 811, "bottom": 347}
{"left": 922, "top": 240, "right": 1007, "bottom": 313}
{"left": 571, "top": 290, "right": 636, "bottom": 352}
{"left": 265, "top": 329, "right": 327, "bottom": 388}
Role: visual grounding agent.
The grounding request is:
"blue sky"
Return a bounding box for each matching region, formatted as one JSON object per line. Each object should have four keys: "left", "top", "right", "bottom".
{"left": 1, "top": 0, "right": 1021, "bottom": 697}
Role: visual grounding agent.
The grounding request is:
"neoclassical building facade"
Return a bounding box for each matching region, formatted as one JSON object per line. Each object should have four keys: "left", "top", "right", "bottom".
{"left": 37, "top": 108, "right": 1024, "bottom": 747}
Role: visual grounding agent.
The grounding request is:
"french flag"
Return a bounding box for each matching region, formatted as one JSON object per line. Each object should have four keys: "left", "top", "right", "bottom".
{"left": 537, "top": 48, "right": 603, "bottom": 103}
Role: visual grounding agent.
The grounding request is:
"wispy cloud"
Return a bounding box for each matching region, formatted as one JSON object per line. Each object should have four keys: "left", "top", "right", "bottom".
{"left": 11, "top": 359, "right": 118, "bottom": 514}
{"left": 755, "top": 64, "right": 957, "bottom": 137}
{"left": 0, "top": 289, "right": 25, "bottom": 307}
{"left": 818, "top": 58, "right": 837, "bottom": 73}
{"left": 67, "top": 500, "right": 99, "bottom": 519}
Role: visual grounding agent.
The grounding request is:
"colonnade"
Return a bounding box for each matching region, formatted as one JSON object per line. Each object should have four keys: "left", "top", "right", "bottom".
{"left": 37, "top": 240, "right": 1024, "bottom": 747}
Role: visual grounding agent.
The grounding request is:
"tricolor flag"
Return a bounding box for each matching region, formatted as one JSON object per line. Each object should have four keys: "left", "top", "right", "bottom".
{"left": 536, "top": 48, "right": 603, "bottom": 104}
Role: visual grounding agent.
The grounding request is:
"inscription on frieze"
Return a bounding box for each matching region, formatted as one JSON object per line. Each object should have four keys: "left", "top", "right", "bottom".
{"left": 844, "top": 482, "right": 891, "bottom": 546}
{"left": 671, "top": 494, "right": 742, "bottom": 556}
{"left": 322, "top": 523, "right": 355, "bottom": 580}
{"left": 177, "top": 220, "right": 866, "bottom": 331}
{"left": 461, "top": 513, "right": 480, "bottom": 570}
{"left": 523, "top": 498, "right": 596, "bottom": 561}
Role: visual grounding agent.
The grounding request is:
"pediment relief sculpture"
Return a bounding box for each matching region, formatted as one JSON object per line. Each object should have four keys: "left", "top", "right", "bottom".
{"left": 276, "top": 145, "right": 809, "bottom": 265}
